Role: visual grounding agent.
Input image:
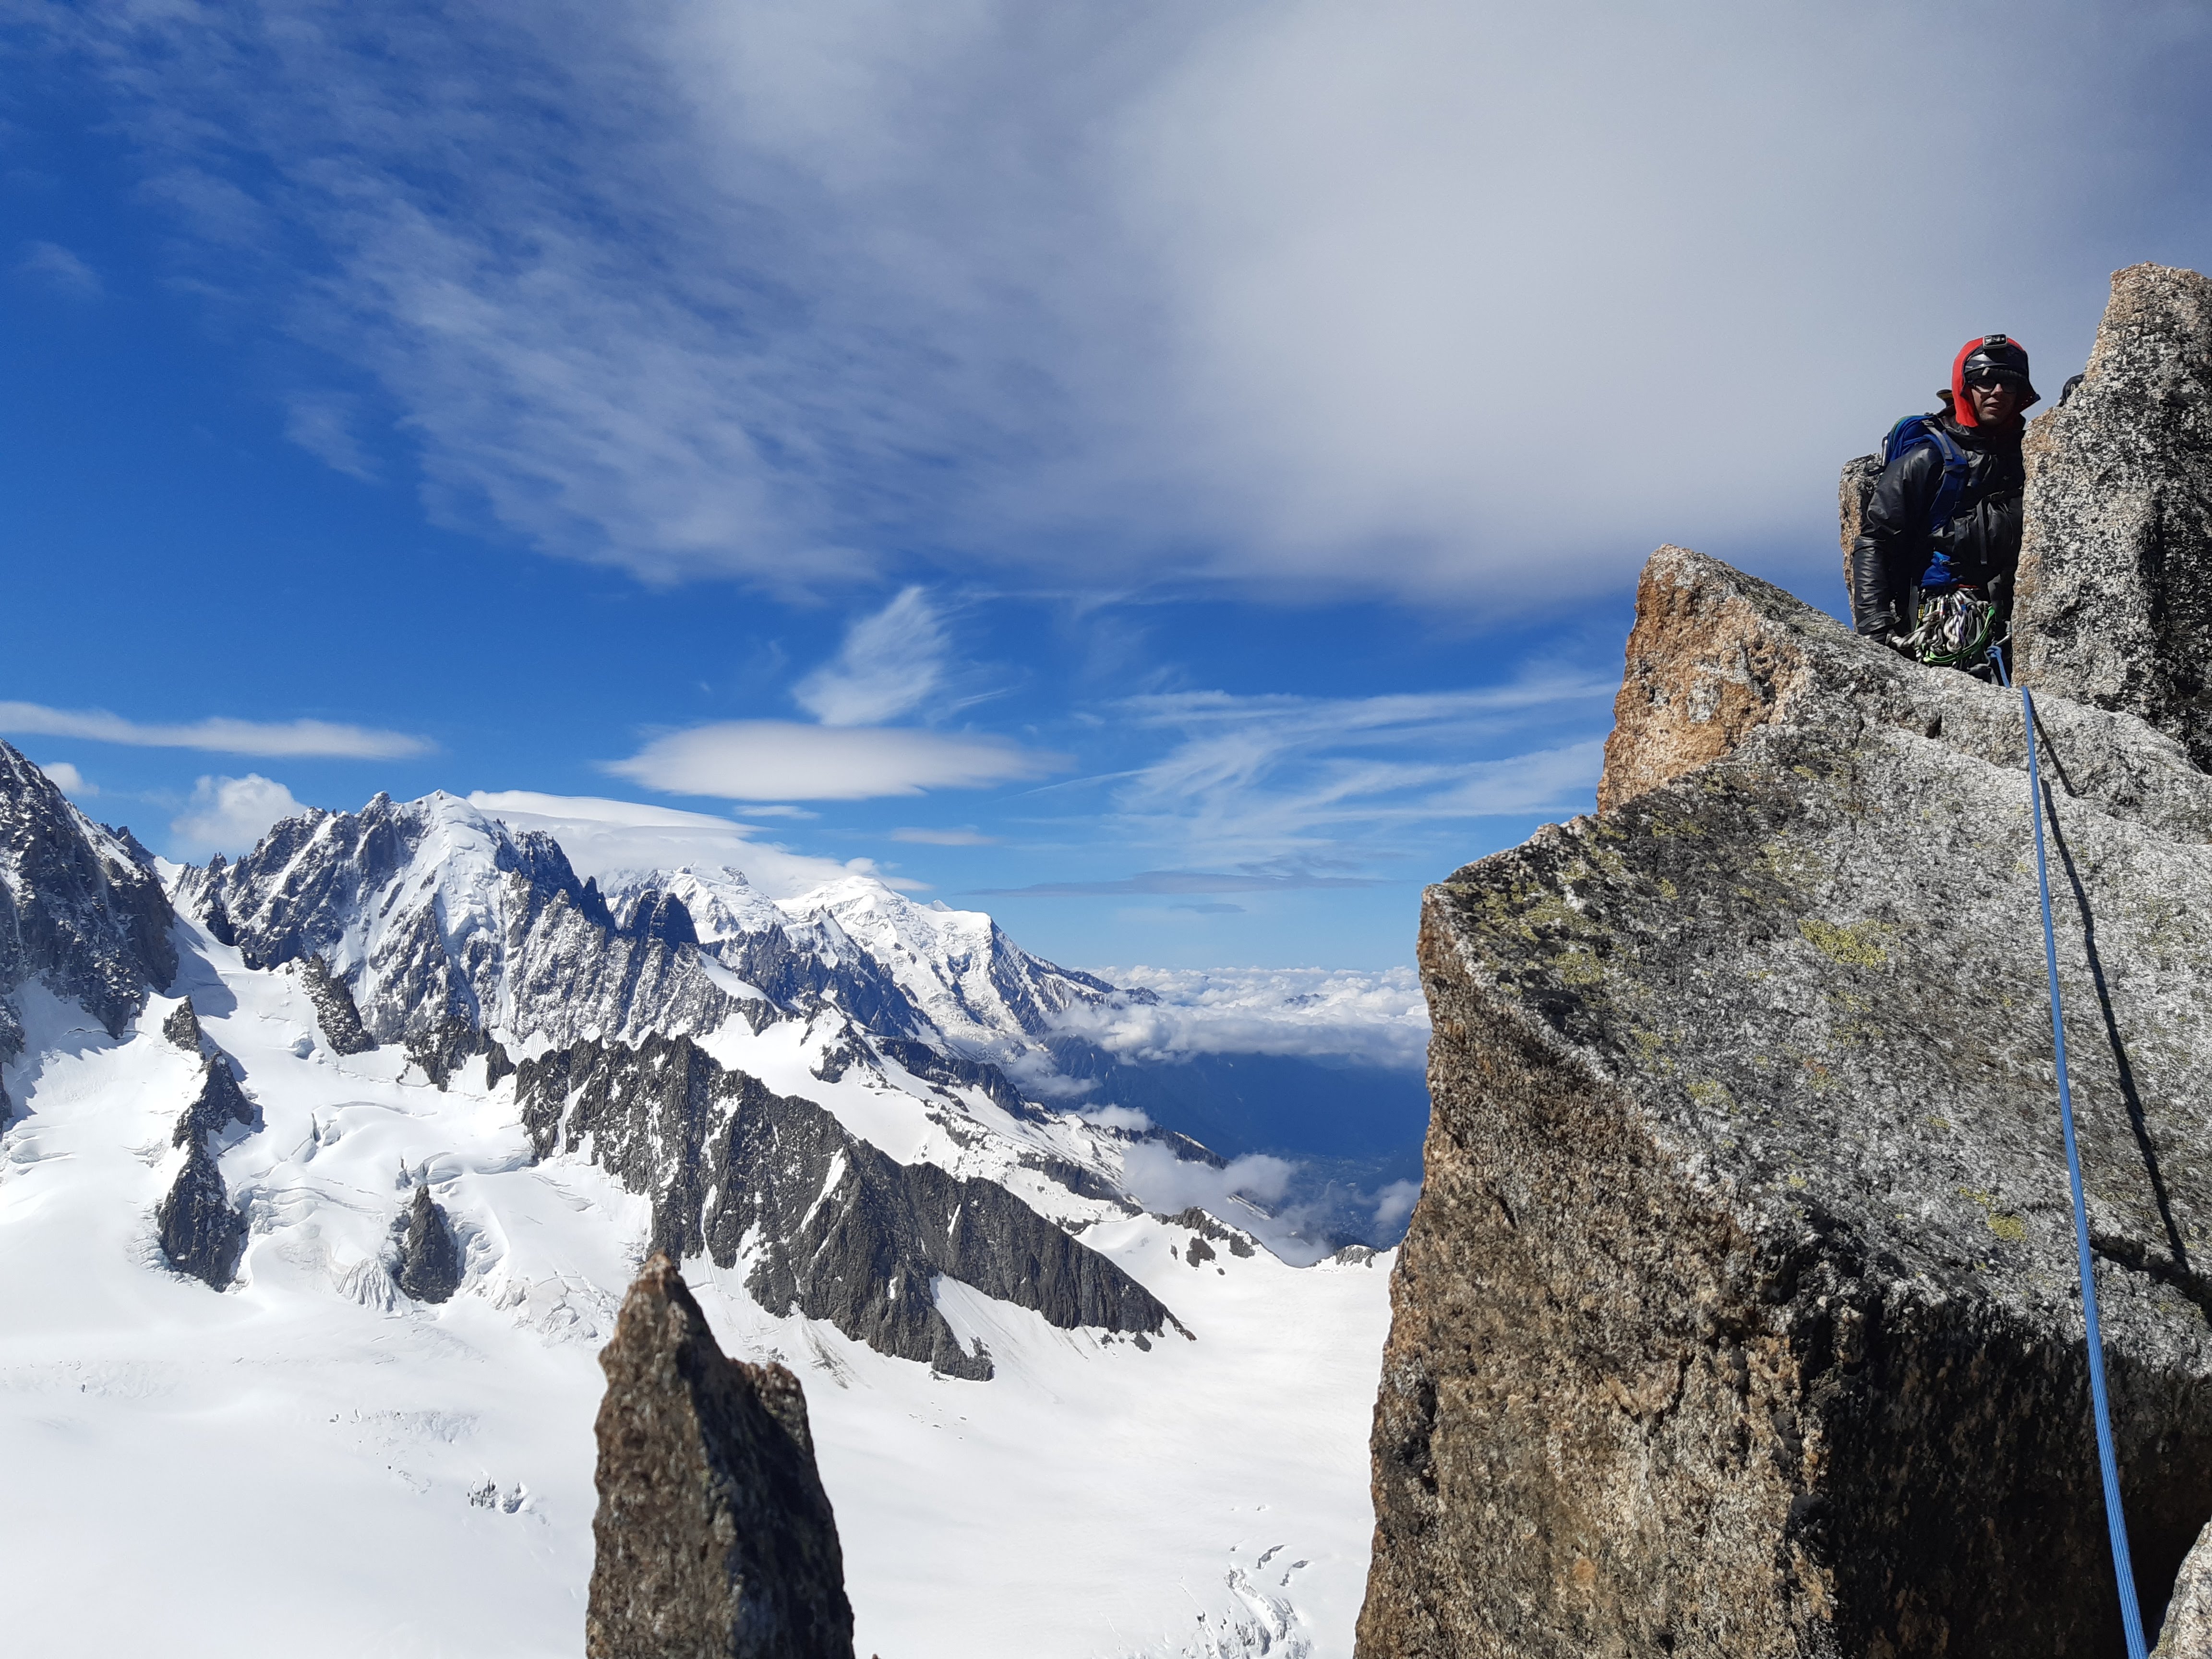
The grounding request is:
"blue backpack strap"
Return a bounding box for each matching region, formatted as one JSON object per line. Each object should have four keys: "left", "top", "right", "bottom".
{"left": 1882, "top": 414, "right": 1972, "bottom": 535}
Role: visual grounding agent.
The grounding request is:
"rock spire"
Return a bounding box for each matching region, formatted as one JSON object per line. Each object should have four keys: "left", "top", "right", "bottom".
{"left": 586, "top": 1253, "right": 854, "bottom": 1659}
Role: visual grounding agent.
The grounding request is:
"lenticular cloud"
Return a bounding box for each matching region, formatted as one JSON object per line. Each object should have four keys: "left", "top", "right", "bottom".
{"left": 605, "top": 720, "right": 1064, "bottom": 801}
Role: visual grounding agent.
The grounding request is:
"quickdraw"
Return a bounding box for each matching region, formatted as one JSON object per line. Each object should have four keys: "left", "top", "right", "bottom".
{"left": 1906, "top": 587, "right": 2004, "bottom": 672}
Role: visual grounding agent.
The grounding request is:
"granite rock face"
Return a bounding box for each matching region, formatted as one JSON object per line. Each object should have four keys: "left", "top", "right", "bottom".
{"left": 515, "top": 1034, "right": 1178, "bottom": 1380}
{"left": 586, "top": 1254, "right": 853, "bottom": 1659}
{"left": 1359, "top": 545, "right": 2212, "bottom": 1658}
{"left": 2018, "top": 264, "right": 2212, "bottom": 767}
{"left": 0, "top": 739, "right": 175, "bottom": 1061}
{"left": 2158, "top": 1519, "right": 2212, "bottom": 1658}
{"left": 396, "top": 1185, "right": 464, "bottom": 1303}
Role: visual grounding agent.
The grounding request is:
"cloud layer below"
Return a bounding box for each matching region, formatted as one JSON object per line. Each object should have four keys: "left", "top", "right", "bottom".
{"left": 1062, "top": 964, "right": 1431, "bottom": 1071}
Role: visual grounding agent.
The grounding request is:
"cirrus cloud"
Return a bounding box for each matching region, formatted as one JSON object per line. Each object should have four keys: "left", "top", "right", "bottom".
{"left": 604, "top": 721, "right": 1064, "bottom": 801}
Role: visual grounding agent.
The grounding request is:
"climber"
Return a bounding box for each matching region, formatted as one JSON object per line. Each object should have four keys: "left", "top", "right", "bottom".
{"left": 1848, "top": 335, "right": 2038, "bottom": 672}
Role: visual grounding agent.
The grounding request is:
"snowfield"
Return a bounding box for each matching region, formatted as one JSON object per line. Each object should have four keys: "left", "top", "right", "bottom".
{"left": 0, "top": 917, "right": 1395, "bottom": 1658}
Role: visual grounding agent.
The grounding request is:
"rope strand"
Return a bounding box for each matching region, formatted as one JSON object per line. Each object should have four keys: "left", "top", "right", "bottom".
{"left": 1991, "top": 645, "right": 2150, "bottom": 1659}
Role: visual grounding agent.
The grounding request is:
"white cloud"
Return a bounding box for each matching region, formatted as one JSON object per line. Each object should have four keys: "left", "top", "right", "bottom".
{"left": 18, "top": 240, "right": 101, "bottom": 298}
{"left": 283, "top": 391, "right": 379, "bottom": 481}
{"left": 37, "top": 762, "right": 95, "bottom": 797}
{"left": 1061, "top": 965, "right": 1431, "bottom": 1070}
{"left": 1371, "top": 1178, "right": 1421, "bottom": 1234}
{"left": 44, "top": 0, "right": 2195, "bottom": 602}
{"left": 1119, "top": 1142, "right": 1296, "bottom": 1212}
{"left": 0, "top": 701, "right": 431, "bottom": 759}
{"left": 604, "top": 721, "right": 1063, "bottom": 801}
{"left": 793, "top": 588, "right": 948, "bottom": 725}
{"left": 890, "top": 826, "right": 998, "bottom": 845}
{"left": 1086, "top": 681, "right": 1611, "bottom": 866}
{"left": 465, "top": 789, "right": 902, "bottom": 896}
{"left": 170, "top": 774, "right": 305, "bottom": 857}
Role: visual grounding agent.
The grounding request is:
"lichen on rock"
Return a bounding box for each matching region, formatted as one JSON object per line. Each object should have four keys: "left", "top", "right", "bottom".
{"left": 1358, "top": 541, "right": 2212, "bottom": 1658}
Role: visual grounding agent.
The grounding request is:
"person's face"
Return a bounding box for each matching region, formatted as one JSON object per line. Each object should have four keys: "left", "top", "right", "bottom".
{"left": 1967, "top": 377, "right": 2026, "bottom": 426}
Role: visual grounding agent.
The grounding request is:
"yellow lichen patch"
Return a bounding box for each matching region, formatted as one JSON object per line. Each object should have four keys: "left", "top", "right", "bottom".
{"left": 1686, "top": 1079, "right": 1734, "bottom": 1114}
{"left": 1657, "top": 878, "right": 1679, "bottom": 901}
{"left": 1799, "top": 918, "right": 1891, "bottom": 969}
{"left": 1553, "top": 949, "right": 1605, "bottom": 986}
{"left": 1785, "top": 1171, "right": 1808, "bottom": 1191}
{"left": 1958, "top": 1187, "right": 2028, "bottom": 1243}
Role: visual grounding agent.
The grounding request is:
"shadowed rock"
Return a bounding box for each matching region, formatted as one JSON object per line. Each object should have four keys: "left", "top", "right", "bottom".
{"left": 586, "top": 1253, "right": 854, "bottom": 1659}
{"left": 1359, "top": 545, "right": 2212, "bottom": 1658}
{"left": 2018, "top": 263, "right": 2212, "bottom": 766}
{"left": 0, "top": 740, "right": 176, "bottom": 1062}
{"left": 396, "top": 1185, "right": 463, "bottom": 1303}
{"left": 515, "top": 1034, "right": 1178, "bottom": 1381}
{"left": 300, "top": 955, "right": 376, "bottom": 1055}
{"left": 158, "top": 1136, "right": 244, "bottom": 1287}
{"left": 161, "top": 997, "right": 204, "bottom": 1053}
{"left": 169, "top": 1054, "right": 255, "bottom": 1148}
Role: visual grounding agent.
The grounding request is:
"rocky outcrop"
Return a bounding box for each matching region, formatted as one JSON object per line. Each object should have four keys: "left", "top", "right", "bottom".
{"left": 299, "top": 955, "right": 375, "bottom": 1054}
{"left": 157, "top": 1054, "right": 255, "bottom": 1288}
{"left": 515, "top": 1034, "right": 1178, "bottom": 1380}
{"left": 2159, "top": 1520, "right": 2212, "bottom": 1658}
{"left": 586, "top": 1254, "right": 853, "bottom": 1659}
{"left": 169, "top": 1054, "right": 255, "bottom": 1147}
{"left": 158, "top": 1136, "right": 245, "bottom": 1287}
{"left": 2019, "top": 264, "right": 2212, "bottom": 768}
{"left": 0, "top": 740, "right": 175, "bottom": 1060}
{"left": 1359, "top": 545, "right": 2212, "bottom": 1658}
{"left": 161, "top": 997, "right": 204, "bottom": 1053}
{"left": 396, "top": 1185, "right": 463, "bottom": 1303}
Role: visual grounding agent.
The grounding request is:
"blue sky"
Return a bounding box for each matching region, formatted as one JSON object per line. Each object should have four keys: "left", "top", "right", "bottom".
{"left": 7, "top": 0, "right": 2212, "bottom": 973}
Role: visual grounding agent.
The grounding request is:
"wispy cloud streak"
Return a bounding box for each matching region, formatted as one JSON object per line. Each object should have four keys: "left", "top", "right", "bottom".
{"left": 0, "top": 701, "right": 432, "bottom": 759}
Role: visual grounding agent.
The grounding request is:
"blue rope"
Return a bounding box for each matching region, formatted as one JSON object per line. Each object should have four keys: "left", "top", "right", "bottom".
{"left": 1991, "top": 646, "right": 2150, "bottom": 1659}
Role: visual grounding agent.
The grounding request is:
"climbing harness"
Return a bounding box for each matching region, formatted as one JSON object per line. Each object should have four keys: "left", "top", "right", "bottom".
{"left": 1991, "top": 645, "right": 2151, "bottom": 1659}
{"left": 1906, "top": 587, "right": 2004, "bottom": 672}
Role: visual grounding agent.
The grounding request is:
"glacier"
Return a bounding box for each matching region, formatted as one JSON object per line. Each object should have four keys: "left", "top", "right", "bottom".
{"left": 0, "top": 754, "right": 1405, "bottom": 1657}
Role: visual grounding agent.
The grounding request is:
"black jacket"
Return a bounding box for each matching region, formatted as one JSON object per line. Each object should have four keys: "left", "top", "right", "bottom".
{"left": 1849, "top": 413, "right": 2025, "bottom": 636}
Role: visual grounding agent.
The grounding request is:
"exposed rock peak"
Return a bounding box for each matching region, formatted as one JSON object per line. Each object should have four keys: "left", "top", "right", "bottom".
{"left": 173, "top": 792, "right": 764, "bottom": 1057}
{"left": 587, "top": 1253, "right": 854, "bottom": 1659}
{"left": 2020, "top": 263, "right": 2212, "bottom": 766}
{"left": 1364, "top": 542, "right": 2212, "bottom": 1656}
{"left": 0, "top": 738, "right": 176, "bottom": 1055}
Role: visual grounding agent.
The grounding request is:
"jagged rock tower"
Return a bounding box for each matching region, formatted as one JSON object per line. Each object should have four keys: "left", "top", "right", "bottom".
{"left": 587, "top": 1253, "right": 854, "bottom": 1659}
{"left": 1356, "top": 264, "right": 2212, "bottom": 1658}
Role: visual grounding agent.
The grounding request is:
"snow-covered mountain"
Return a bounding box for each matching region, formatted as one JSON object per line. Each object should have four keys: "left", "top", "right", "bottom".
{"left": 1, "top": 753, "right": 1398, "bottom": 1657}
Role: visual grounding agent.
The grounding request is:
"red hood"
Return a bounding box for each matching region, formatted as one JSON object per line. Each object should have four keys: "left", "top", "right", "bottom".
{"left": 1951, "top": 335, "right": 2029, "bottom": 432}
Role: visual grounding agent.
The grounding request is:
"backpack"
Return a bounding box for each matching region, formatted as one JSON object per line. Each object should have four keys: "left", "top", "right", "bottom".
{"left": 1877, "top": 414, "right": 1972, "bottom": 536}
{"left": 1838, "top": 413, "right": 1973, "bottom": 608}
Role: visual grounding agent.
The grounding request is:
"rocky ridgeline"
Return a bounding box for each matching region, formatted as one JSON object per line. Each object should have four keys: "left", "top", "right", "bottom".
{"left": 174, "top": 793, "right": 765, "bottom": 1068}
{"left": 0, "top": 743, "right": 174, "bottom": 1102}
{"left": 515, "top": 1034, "right": 1178, "bottom": 1380}
{"left": 1359, "top": 264, "right": 2212, "bottom": 1658}
{"left": 587, "top": 1254, "right": 854, "bottom": 1659}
